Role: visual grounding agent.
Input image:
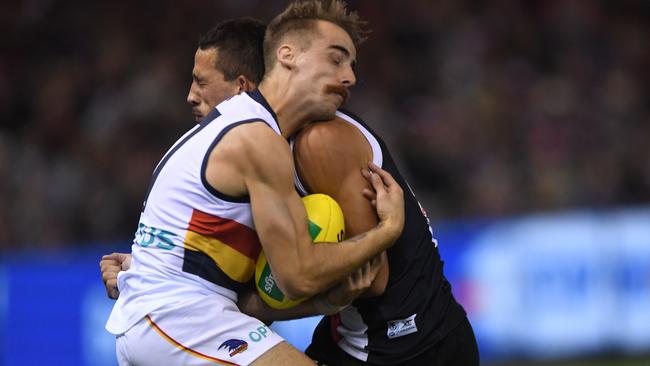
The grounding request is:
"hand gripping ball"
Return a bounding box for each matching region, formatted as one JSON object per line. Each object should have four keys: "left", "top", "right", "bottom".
{"left": 254, "top": 194, "right": 345, "bottom": 309}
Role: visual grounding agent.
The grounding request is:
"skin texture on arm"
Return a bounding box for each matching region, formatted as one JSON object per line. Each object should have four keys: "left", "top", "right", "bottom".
{"left": 206, "top": 121, "right": 403, "bottom": 300}
{"left": 294, "top": 117, "right": 389, "bottom": 296}
{"left": 237, "top": 256, "right": 381, "bottom": 323}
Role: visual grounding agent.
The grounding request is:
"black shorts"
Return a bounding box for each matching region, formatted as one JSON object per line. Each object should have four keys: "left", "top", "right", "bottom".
{"left": 305, "top": 317, "right": 479, "bottom": 366}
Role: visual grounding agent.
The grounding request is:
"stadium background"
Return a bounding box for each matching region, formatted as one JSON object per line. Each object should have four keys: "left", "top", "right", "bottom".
{"left": 1, "top": 0, "right": 649, "bottom": 365}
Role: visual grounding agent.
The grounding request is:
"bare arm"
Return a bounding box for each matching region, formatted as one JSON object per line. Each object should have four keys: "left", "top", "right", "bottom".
{"left": 238, "top": 256, "right": 382, "bottom": 322}
{"left": 294, "top": 118, "right": 389, "bottom": 296}
{"left": 205, "top": 122, "right": 404, "bottom": 300}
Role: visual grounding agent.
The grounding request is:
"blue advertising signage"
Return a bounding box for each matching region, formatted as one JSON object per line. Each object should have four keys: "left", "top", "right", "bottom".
{"left": 1, "top": 208, "right": 649, "bottom": 365}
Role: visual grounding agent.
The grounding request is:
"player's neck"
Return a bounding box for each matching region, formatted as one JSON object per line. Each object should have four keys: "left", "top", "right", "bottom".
{"left": 258, "top": 79, "right": 313, "bottom": 139}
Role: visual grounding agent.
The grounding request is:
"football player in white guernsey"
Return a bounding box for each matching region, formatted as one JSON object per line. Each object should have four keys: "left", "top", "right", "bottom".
{"left": 102, "top": 18, "right": 378, "bottom": 306}
{"left": 102, "top": 4, "right": 478, "bottom": 366}
{"left": 104, "top": 2, "right": 405, "bottom": 366}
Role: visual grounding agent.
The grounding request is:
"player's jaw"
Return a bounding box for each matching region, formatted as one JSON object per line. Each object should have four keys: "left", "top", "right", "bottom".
{"left": 189, "top": 109, "right": 202, "bottom": 122}
{"left": 187, "top": 90, "right": 211, "bottom": 122}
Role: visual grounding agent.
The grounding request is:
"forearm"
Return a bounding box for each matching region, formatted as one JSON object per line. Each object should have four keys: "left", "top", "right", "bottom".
{"left": 296, "top": 166, "right": 403, "bottom": 296}
{"left": 295, "top": 220, "right": 398, "bottom": 298}
{"left": 239, "top": 291, "right": 325, "bottom": 324}
{"left": 252, "top": 163, "right": 403, "bottom": 300}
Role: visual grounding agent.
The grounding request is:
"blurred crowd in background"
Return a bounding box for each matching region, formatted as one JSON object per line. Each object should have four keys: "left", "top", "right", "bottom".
{"left": 0, "top": 0, "right": 648, "bottom": 249}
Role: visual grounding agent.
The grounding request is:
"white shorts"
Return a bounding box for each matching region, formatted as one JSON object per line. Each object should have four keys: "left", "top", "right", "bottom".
{"left": 115, "top": 294, "right": 285, "bottom": 366}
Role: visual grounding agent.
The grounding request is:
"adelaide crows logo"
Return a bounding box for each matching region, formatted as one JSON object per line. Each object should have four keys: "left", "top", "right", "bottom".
{"left": 218, "top": 339, "right": 248, "bottom": 357}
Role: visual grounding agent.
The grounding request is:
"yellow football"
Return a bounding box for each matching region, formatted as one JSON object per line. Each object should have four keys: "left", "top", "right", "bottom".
{"left": 254, "top": 194, "right": 345, "bottom": 309}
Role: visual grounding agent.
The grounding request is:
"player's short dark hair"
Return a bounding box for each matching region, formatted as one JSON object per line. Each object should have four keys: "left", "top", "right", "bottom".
{"left": 198, "top": 17, "right": 266, "bottom": 84}
{"left": 264, "top": 0, "right": 369, "bottom": 73}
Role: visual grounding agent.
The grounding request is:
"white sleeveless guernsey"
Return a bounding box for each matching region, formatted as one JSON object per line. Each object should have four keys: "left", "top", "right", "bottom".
{"left": 106, "top": 90, "right": 281, "bottom": 336}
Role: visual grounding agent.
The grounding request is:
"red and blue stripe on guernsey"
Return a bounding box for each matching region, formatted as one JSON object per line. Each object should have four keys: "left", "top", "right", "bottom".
{"left": 183, "top": 209, "right": 262, "bottom": 287}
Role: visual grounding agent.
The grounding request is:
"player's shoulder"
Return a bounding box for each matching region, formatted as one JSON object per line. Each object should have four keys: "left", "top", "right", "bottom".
{"left": 293, "top": 113, "right": 374, "bottom": 194}
{"left": 218, "top": 92, "right": 277, "bottom": 127}
{"left": 216, "top": 95, "right": 282, "bottom": 142}
{"left": 224, "top": 121, "right": 287, "bottom": 159}
{"left": 212, "top": 120, "right": 291, "bottom": 185}
{"left": 297, "top": 116, "right": 365, "bottom": 150}
{"left": 294, "top": 117, "right": 371, "bottom": 173}
{"left": 214, "top": 96, "right": 287, "bottom": 166}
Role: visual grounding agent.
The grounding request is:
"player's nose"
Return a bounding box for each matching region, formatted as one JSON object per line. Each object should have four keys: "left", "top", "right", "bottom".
{"left": 187, "top": 83, "right": 200, "bottom": 105}
{"left": 341, "top": 66, "right": 356, "bottom": 88}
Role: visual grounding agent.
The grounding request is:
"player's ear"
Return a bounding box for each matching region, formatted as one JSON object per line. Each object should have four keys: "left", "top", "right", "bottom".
{"left": 236, "top": 75, "right": 256, "bottom": 93}
{"left": 276, "top": 44, "right": 296, "bottom": 70}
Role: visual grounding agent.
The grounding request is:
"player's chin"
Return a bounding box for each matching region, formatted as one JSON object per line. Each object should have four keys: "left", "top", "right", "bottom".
{"left": 312, "top": 102, "right": 339, "bottom": 122}
{"left": 311, "top": 108, "right": 337, "bottom": 122}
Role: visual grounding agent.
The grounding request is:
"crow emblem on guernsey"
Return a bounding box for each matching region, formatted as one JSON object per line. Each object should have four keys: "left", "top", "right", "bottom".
{"left": 218, "top": 339, "right": 248, "bottom": 356}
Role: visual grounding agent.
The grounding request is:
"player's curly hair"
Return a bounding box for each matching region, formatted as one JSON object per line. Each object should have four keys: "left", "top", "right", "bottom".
{"left": 263, "top": 0, "right": 369, "bottom": 73}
